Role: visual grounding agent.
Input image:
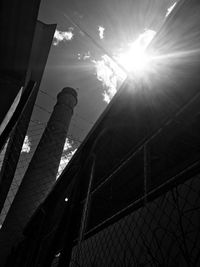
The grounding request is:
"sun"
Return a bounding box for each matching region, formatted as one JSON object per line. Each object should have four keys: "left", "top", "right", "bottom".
{"left": 115, "top": 29, "right": 156, "bottom": 75}
{"left": 93, "top": 29, "right": 157, "bottom": 103}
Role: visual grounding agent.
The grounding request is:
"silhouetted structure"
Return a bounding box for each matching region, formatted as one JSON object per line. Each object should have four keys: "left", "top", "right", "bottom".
{"left": 0, "top": 0, "right": 41, "bottom": 148}
{"left": 0, "top": 88, "right": 77, "bottom": 266}
{"left": 0, "top": 21, "right": 56, "bottom": 216}
{"left": 3, "top": 0, "right": 200, "bottom": 266}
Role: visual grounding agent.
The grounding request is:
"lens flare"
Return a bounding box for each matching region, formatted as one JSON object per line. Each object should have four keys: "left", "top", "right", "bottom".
{"left": 115, "top": 30, "right": 156, "bottom": 75}
{"left": 93, "top": 29, "right": 156, "bottom": 102}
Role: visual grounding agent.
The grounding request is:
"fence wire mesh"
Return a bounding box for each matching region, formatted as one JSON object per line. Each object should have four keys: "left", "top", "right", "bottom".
{"left": 0, "top": 120, "right": 43, "bottom": 226}
{"left": 0, "top": 122, "right": 79, "bottom": 224}
{"left": 69, "top": 174, "right": 200, "bottom": 267}
{"left": 1, "top": 88, "right": 200, "bottom": 267}
{"left": 0, "top": 86, "right": 84, "bottom": 266}
{"left": 27, "top": 85, "right": 200, "bottom": 267}
{"left": 0, "top": 89, "right": 82, "bottom": 237}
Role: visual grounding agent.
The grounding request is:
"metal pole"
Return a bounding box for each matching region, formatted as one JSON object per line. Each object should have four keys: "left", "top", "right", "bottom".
{"left": 144, "top": 143, "right": 150, "bottom": 204}
{"left": 57, "top": 156, "right": 96, "bottom": 267}
{"left": 78, "top": 155, "right": 95, "bottom": 243}
{"left": 41, "top": 164, "right": 82, "bottom": 267}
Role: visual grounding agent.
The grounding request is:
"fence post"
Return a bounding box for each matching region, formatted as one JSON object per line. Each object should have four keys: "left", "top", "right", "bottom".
{"left": 144, "top": 143, "right": 151, "bottom": 204}
{"left": 58, "top": 156, "right": 96, "bottom": 267}
{"left": 78, "top": 155, "right": 95, "bottom": 243}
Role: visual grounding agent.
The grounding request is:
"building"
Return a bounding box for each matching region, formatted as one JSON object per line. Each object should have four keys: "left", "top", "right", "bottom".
{"left": 0, "top": 20, "right": 56, "bottom": 216}
{"left": 2, "top": 0, "right": 200, "bottom": 266}
{"left": 0, "top": 0, "right": 41, "bottom": 148}
{"left": 0, "top": 1, "right": 57, "bottom": 265}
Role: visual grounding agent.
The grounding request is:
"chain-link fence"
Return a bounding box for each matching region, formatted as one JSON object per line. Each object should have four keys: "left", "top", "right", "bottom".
{"left": 2, "top": 85, "right": 200, "bottom": 267}
{"left": 0, "top": 87, "right": 82, "bottom": 227}
{"left": 70, "top": 174, "right": 200, "bottom": 267}
{"left": 43, "top": 87, "right": 200, "bottom": 267}
{"left": 0, "top": 120, "right": 43, "bottom": 226}
{"left": 0, "top": 87, "right": 82, "bottom": 266}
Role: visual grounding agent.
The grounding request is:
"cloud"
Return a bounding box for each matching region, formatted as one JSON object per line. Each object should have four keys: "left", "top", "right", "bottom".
{"left": 92, "top": 29, "right": 156, "bottom": 103}
{"left": 57, "top": 148, "right": 77, "bottom": 179}
{"left": 0, "top": 138, "right": 9, "bottom": 169}
{"left": 98, "top": 26, "right": 105, "bottom": 40}
{"left": 92, "top": 55, "right": 125, "bottom": 103}
{"left": 53, "top": 29, "right": 74, "bottom": 46}
{"left": 166, "top": 2, "right": 177, "bottom": 17}
{"left": 83, "top": 52, "right": 91, "bottom": 60}
{"left": 63, "top": 137, "right": 72, "bottom": 151}
{"left": 115, "top": 29, "right": 156, "bottom": 73}
{"left": 21, "top": 135, "right": 31, "bottom": 153}
{"left": 77, "top": 51, "right": 91, "bottom": 61}
{"left": 78, "top": 53, "right": 81, "bottom": 60}
{"left": 57, "top": 138, "right": 77, "bottom": 179}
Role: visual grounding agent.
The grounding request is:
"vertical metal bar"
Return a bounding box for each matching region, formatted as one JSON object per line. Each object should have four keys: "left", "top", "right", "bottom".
{"left": 144, "top": 143, "right": 150, "bottom": 204}
{"left": 74, "top": 155, "right": 96, "bottom": 265}
{"left": 78, "top": 155, "right": 95, "bottom": 243}
{"left": 0, "top": 81, "right": 37, "bottom": 214}
{"left": 27, "top": 208, "right": 46, "bottom": 267}
{"left": 57, "top": 156, "right": 96, "bottom": 267}
{"left": 42, "top": 169, "right": 81, "bottom": 267}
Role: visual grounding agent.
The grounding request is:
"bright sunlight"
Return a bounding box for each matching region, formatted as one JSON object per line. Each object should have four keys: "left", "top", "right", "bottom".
{"left": 94, "top": 29, "right": 157, "bottom": 103}
{"left": 115, "top": 29, "right": 156, "bottom": 75}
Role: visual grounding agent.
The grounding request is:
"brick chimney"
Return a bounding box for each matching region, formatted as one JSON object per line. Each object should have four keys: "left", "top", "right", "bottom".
{"left": 0, "top": 87, "right": 77, "bottom": 264}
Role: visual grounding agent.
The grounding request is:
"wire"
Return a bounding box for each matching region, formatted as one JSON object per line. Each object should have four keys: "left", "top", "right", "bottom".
{"left": 35, "top": 104, "right": 51, "bottom": 114}
{"left": 63, "top": 13, "right": 128, "bottom": 76}
{"left": 37, "top": 92, "right": 95, "bottom": 125}
{"left": 39, "top": 90, "right": 56, "bottom": 101}
{"left": 30, "top": 120, "right": 83, "bottom": 144}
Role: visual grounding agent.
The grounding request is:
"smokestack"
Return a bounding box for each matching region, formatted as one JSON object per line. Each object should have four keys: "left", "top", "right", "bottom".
{"left": 0, "top": 87, "right": 77, "bottom": 263}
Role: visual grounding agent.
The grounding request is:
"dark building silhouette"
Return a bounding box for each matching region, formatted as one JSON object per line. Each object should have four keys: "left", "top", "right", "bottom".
{"left": 2, "top": 0, "right": 200, "bottom": 266}
{"left": 0, "top": 0, "right": 42, "bottom": 148}
{"left": 0, "top": 1, "right": 57, "bottom": 264}
{"left": 0, "top": 20, "right": 56, "bottom": 216}
{"left": 10, "top": 1, "right": 200, "bottom": 266}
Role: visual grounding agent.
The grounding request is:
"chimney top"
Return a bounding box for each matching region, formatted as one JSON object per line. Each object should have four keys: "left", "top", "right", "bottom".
{"left": 57, "top": 87, "right": 78, "bottom": 105}
{"left": 60, "top": 87, "right": 77, "bottom": 97}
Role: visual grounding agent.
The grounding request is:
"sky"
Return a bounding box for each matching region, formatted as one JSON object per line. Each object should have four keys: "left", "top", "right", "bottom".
{"left": 4, "top": 0, "right": 200, "bottom": 227}
{"left": 2, "top": 0, "right": 195, "bottom": 225}
{"left": 37, "top": 0, "right": 176, "bottom": 118}
{"left": 27, "top": 0, "right": 177, "bottom": 173}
